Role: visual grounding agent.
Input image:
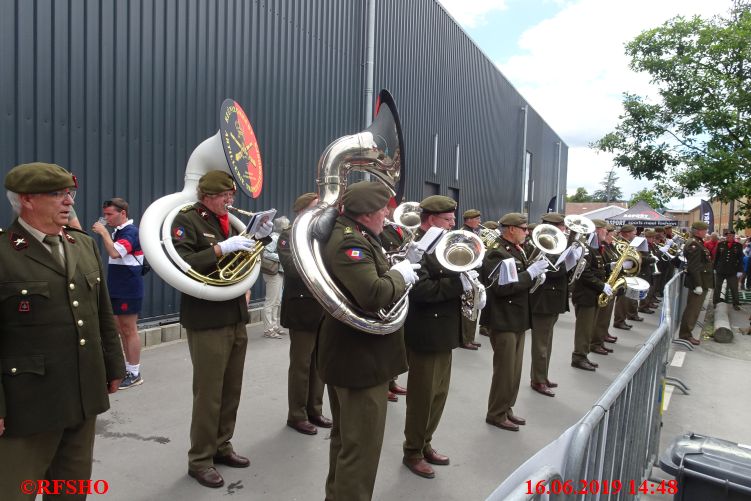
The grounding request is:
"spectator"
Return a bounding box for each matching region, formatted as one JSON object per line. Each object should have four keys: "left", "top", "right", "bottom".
{"left": 91, "top": 197, "right": 146, "bottom": 389}
{"left": 261, "top": 216, "right": 289, "bottom": 339}
{"left": 704, "top": 232, "right": 720, "bottom": 260}
{"left": 68, "top": 205, "right": 83, "bottom": 230}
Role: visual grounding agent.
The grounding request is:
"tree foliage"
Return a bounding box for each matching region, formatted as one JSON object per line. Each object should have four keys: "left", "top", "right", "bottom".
{"left": 567, "top": 187, "right": 592, "bottom": 203}
{"left": 591, "top": 168, "right": 624, "bottom": 202}
{"left": 593, "top": 1, "right": 751, "bottom": 226}
{"left": 629, "top": 188, "right": 665, "bottom": 209}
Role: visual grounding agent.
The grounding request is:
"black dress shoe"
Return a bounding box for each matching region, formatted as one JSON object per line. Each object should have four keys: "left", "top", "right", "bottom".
{"left": 213, "top": 451, "right": 250, "bottom": 468}
{"left": 287, "top": 420, "right": 318, "bottom": 435}
{"left": 531, "top": 382, "right": 555, "bottom": 397}
{"left": 188, "top": 467, "right": 224, "bottom": 488}
{"left": 591, "top": 346, "right": 609, "bottom": 355}
{"left": 485, "top": 417, "right": 519, "bottom": 431}
{"left": 638, "top": 308, "right": 655, "bottom": 314}
{"left": 571, "top": 360, "right": 596, "bottom": 371}
{"left": 309, "top": 415, "right": 333, "bottom": 428}
{"left": 507, "top": 414, "right": 526, "bottom": 426}
{"left": 587, "top": 358, "right": 599, "bottom": 368}
{"left": 613, "top": 322, "right": 632, "bottom": 330}
{"left": 628, "top": 315, "right": 644, "bottom": 322}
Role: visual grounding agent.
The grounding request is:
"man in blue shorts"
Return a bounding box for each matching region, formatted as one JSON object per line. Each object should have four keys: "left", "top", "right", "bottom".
{"left": 92, "top": 197, "right": 145, "bottom": 389}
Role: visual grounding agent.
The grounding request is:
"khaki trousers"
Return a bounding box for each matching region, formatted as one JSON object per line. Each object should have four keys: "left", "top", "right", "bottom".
{"left": 262, "top": 272, "right": 284, "bottom": 331}
{"left": 325, "top": 383, "right": 388, "bottom": 501}
{"left": 287, "top": 328, "right": 325, "bottom": 422}
{"left": 614, "top": 294, "right": 629, "bottom": 324}
{"left": 592, "top": 300, "right": 615, "bottom": 350}
{"left": 487, "top": 330, "right": 525, "bottom": 422}
{"left": 679, "top": 289, "right": 708, "bottom": 339}
{"left": 0, "top": 416, "right": 96, "bottom": 501}
{"left": 186, "top": 322, "right": 248, "bottom": 471}
{"left": 573, "top": 305, "right": 598, "bottom": 362}
{"left": 530, "top": 314, "right": 558, "bottom": 384}
{"left": 403, "top": 349, "right": 452, "bottom": 459}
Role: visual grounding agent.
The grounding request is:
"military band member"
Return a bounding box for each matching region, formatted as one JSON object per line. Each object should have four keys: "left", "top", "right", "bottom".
{"left": 460, "top": 209, "right": 483, "bottom": 351}
{"left": 317, "top": 181, "right": 418, "bottom": 501}
{"left": 0, "top": 163, "right": 125, "bottom": 500}
{"left": 591, "top": 224, "right": 619, "bottom": 354}
{"left": 571, "top": 219, "right": 612, "bottom": 371}
{"left": 478, "top": 221, "right": 499, "bottom": 338}
{"left": 528, "top": 212, "right": 568, "bottom": 397}
{"left": 277, "top": 192, "right": 332, "bottom": 435}
{"left": 483, "top": 213, "right": 548, "bottom": 431}
{"left": 613, "top": 224, "right": 638, "bottom": 329}
{"left": 713, "top": 230, "right": 744, "bottom": 310}
{"left": 172, "top": 170, "right": 273, "bottom": 488}
{"left": 402, "top": 196, "right": 469, "bottom": 479}
{"left": 653, "top": 227, "right": 670, "bottom": 296}
{"left": 679, "top": 222, "right": 713, "bottom": 345}
{"left": 637, "top": 229, "right": 658, "bottom": 314}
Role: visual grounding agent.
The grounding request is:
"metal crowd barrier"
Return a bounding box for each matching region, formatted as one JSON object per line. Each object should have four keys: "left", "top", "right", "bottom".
{"left": 492, "top": 272, "right": 691, "bottom": 500}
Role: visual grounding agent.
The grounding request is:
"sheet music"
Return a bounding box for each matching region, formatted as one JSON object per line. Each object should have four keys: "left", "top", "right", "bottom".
{"left": 245, "top": 208, "right": 277, "bottom": 235}
{"left": 497, "top": 257, "right": 519, "bottom": 285}
{"left": 630, "top": 236, "right": 648, "bottom": 252}
{"left": 419, "top": 226, "right": 446, "bottom": 254}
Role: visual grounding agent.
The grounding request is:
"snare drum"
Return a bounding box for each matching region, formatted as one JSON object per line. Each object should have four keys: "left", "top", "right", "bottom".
{"left": 623, "top": 277, "right": 650, "bottom": 301}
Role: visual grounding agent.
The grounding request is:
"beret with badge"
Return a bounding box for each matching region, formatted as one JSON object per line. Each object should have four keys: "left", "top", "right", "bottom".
{"left": 499, "top": 212, "right": 527, "bottom": 227}
{"left": 342, "top": 181, "right": 392, "bottom": 214}
{"left": 293, "top": 192, "right": 318, "bottom": 213}
{"left": 691, "top": 221, "right": 709, "bottom": 230}
{"left": 654, "top": 226, "right": 665, "bottom": 233}
{"left": 463, "top": 209, "right": 481, "bottom": 219}
{"left": 527, "top": 223, "right": 538, "bottom": 232}
{"left": 482, "top": 220, "right": 499, "bottom": 230}
{"left": 644, "top": 229, "right": 656, "bottom": 237}
{"left": 541, "top": 212, "right": 565, "bottom": 224}
{"left": 420, "top": 195, "right": 457, "bottom": 214}
{"left": 5, "top": 162, "right": 77, "bottom": 193}
{"left": 198, "top": 170, "right": 236, "bottom": 195}
{"left": 606, "top": 223, "right": 616, "bottom": 232}
{"left": 591, "top": 219, "right": 607, "bottom": 229}
{"left": 620, "top": 224, "right": 636, "bottom": 233}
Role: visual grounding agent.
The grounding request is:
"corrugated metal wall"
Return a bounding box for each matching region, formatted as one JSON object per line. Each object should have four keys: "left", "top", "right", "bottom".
{"left": 0, "top": 0, "right": 567, "bottom": 322}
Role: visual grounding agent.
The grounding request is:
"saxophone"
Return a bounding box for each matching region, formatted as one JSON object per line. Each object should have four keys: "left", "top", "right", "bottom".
{"left": 597, "top": 240, "right": 641, "bottom": 307}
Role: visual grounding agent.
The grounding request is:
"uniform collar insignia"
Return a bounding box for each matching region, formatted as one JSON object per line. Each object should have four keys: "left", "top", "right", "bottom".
{"left": 343, "top": 227, "right": 353, "bottom": 235}
{"left": 10, "top": 232, "right": 28, "bottom": 250}
{"left": 63, "top": 230, "right": 76, "bottom": 244}
{"left": 199, "top": 209, "right": 209, "bottom": 220}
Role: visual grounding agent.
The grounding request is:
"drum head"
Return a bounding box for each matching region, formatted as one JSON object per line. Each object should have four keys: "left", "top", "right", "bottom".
{"left": 624, "top": 277, "right": 650, "bottom": 301}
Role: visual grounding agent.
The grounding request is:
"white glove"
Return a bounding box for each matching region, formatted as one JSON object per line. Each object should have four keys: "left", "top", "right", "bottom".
{"left": 404, "top": 242, "right": 425, "bottom": 264}
{"left": 665, "top": 238, "right": 674, "bottom": 246}
{"left": 737, "top": 272, "right": 744, "bottom": 279}
{"left": 476, "top": 286, "right": 487, "bottom": 310}
{"left": 659, "top": 245, "right": 671, "bottom": 254}
{"left": 527, "top": 260, "right": 548, "bottom": 279}
{"left": 572, "top": 246, "right": 583, "bottom": 261}
{"left": 254, "top": 220, "right": 273, "bottom": 239}
{"left": 602, "top": 284, "right": 613, "bottom": 296}
{"left": 693, "top": 286, "right": 703, "bottom": 295}
{"left": 622, "top": 260, "right": 635, "bottom": 270}
{"left": 391, "top": 260, "right": 421, "bottom": 285}
{"left": 217, "top": 235, "right": 255, "bottom": 255}
{"left": 459, "top": 270, "right": 480, "bottom": 292}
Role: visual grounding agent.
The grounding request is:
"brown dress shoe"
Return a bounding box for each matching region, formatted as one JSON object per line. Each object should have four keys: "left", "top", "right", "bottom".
{"left": 460, "top": 343, "right": 478, "bottom": 350}
{"left": 628, "top": 315, "right": 644, "bottom": 322}
{"left": 682, "top": 337, "right": 701, "bottom": 346}
{"left": 471, "top": 341, "right": 482, "bottom": 347}
{"left": 613, "top": 322, "right": 632, "bottom": 330}
{"left": 389, "top": 382, "right": 408, "bottom": 395}
{"left": 309, "top": 415, "right": 333, "bottom": 428}
{"left": 387, "top": 391, "right": 399, "bottom": 402}
{"left": 213, "top": 451, "right": 250, "bottom": 468}
{"left": 403, "top": 457, "right": 435, "bottom": 478}
{"left": 485, "top": 417, "right": 519, "bottom": 431}
{"left": 604, "top": 334, "right": 618, "bottom": 343}
{"left": 638, "top": 308, "right": 655, "bottom": 314}
{"left": 571, "top": 359, "right": 596, "bottom": 371}
{"left": 188, "top": 467, "right": 224, "bottom": 488}
{"left": 424, "top": 448, "right": 450, "bottom": 465}
{"left": 287, "top": 420, "right": 318, "bottom": 435}
{"left": 546, "top": 380, "right": 558, "bottom": 388}
{"left": 602, "top": 345, "right": 614, "bottom": 353}
{"left": 507, "top": 414, "right": 526, "bottom": 426}
{"left": 591, "top": 346, "right": 609, "bottom": 355}
{"left": 530, "top": 382, "right": 555, "bottom": 397}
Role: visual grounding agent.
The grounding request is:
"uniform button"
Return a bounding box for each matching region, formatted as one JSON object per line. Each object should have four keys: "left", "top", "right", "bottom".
{"left": 96, "top": 277, "right": 101, "bottom": 282}
{"left": 77, "top": 320, "right": 84, "bottom": 326}
{"left": 21, "top": 289, "right": 28, "bottom": 295}
{"left": 79, "top": 339, "right": 86, "bottom": 346}
{"left": 434, "top": 314, "right": 438, "bottom": 318}
{"left": 11, "top": 367, "right": 17, "bottom": 374}
{"left": 73, "top": 300, "right": 79, "bottom": 307}
{"left": 69, "top": 283, "right": 75, "bottom": 290}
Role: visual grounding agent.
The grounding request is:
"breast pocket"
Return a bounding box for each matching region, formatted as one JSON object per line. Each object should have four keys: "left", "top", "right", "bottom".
{"left": 0, "top": 281, "right": 51, "bottom": 326}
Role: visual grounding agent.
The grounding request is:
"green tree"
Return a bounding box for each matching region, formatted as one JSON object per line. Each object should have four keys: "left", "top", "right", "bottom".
{"left": 591, "top": 168, "right": 624, "bottom": 202}
{"left": 593, "top": 1, "right": 751, "bottom": 226}
{"left": 629, "top": 188, "right": 665, "bottom": 209}
{"left": 567, "top": 187, "right": 592, "bottom": 203}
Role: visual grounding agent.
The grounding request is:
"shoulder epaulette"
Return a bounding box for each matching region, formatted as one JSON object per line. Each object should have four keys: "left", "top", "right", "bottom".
{"left": 64, "top": 225, "right": 89, "bottom": 235}
{"left": 180, "top": 204, "right": 195, "bottom": 213}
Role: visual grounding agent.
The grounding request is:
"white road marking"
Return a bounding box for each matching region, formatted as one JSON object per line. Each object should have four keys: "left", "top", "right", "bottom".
{"left": 663, "top": 385, "right": 674, "bottom": 412}
{"left": 671, "top": 352, "right": 685, "bottom": 367}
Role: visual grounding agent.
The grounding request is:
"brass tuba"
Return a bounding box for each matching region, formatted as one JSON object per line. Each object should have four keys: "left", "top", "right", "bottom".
{"left": 289, "top": 90, "right": 406, "bottom": 335}
{"left": 140, "top": 99, "right": 267, "bottom": 300}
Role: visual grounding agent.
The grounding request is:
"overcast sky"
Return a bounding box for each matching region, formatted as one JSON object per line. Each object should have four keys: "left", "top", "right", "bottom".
{"left": 437, "top": 0, "right": 733, "bottom": 210}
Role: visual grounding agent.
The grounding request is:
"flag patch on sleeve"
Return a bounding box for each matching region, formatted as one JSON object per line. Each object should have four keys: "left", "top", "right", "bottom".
{"left": 173, "top": 226, "right": 185, "bottom": 240}
{"left": 346, "top": 248, "right": 364, "bottom": 261}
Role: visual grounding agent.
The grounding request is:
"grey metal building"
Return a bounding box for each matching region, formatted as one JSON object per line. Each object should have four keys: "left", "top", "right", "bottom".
{"left": 0, "top": 0, "right": 568, "bottom": 322}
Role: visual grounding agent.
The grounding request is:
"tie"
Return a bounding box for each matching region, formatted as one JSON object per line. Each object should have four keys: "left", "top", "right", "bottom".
{"left": 43, "top": 235, "right": 65, "bottom": 269}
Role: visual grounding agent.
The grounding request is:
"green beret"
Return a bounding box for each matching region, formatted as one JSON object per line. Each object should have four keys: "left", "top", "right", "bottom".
{"left": 499, "top": 212, "right": 527, "bottom": 227}
{"left": 5, "top": 162, "right": 77, "bottom": 194}
{"left": 420, "top": 195, "right": 457, "bottom": 214}
{"left": 342, "top": 181, "right": 391, "bottom": 214}
{"left": 463, "top": 209, "right": 481, "bottom": 219}
{"left": 620, "top": 224, "right": 636, "bottom": 233}
{"left": 293, "top": 192, "right": 318, "bottom": 213}
{"left": 691, "top": 221, "right": 709, "bottom": 231}
{"left": 644, "top": 229, "right": 656, "bottom": 237}
{"left": 541, "top": 212, "right": 564, "bottom": 224}
{"left": 528, "top": 223, "right": 538, "bottom": 232}
{"left": 198, "top": 170, "right": 236, "bottom": 195}
{"left": 482, "top": 220, "right": 499, "bottom": 230}
{"left": 654, "top": 226, "right": 665, "bottom": 233}
{"left": 591, "top": 219, "right": 607, "bottom": 229}
{"left": 606, "top": 224, "right": 615, "bottom": 232}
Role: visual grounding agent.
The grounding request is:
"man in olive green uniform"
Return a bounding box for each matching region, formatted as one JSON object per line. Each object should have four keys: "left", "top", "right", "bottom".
{"left": 0, "top": 163, "right": 125, "bottom": 501}
{"left": 478, "top": 220, "right": 500, "bottom": 338}
{"left": 571, "top": 219, "right": 612, "bottom": 371}
{"left": 172, "top": 170, "right": 273, "bottom": 488}
{"left": 613, "top": 224, "right": 638, "bottom": 329}
{"left": 318, "top": 181, "right": 417, "bottom": 501}
{"left": 277, "top": 192, "right": 332, "bottom": 435}
{"left": 591, "top": 224, "right": 619, "bottom": 355}
{"left": 482, "top": 213, "right": 548, "bottom": 431}
{"left": 637, "top": 229, "right": 658, "bottom": 314}
{"left": 713, "top": 230, "right": 744, "bottom": 310}
{"left": 460, "top": 209, "right": 483, "bottom": 350}
{"left": 403, "top": 196, "right": 477, "bottom": 479}
{"left": 679, "top": 222, "right": 713, "bottom": 345}
{"left": 528, "top": 212, "right": 568, "bottom": 397}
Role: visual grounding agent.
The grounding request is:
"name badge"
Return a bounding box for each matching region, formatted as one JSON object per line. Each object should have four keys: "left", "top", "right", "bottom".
{"left": 203, "top": 233, "right": 216, "bottom": 238}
